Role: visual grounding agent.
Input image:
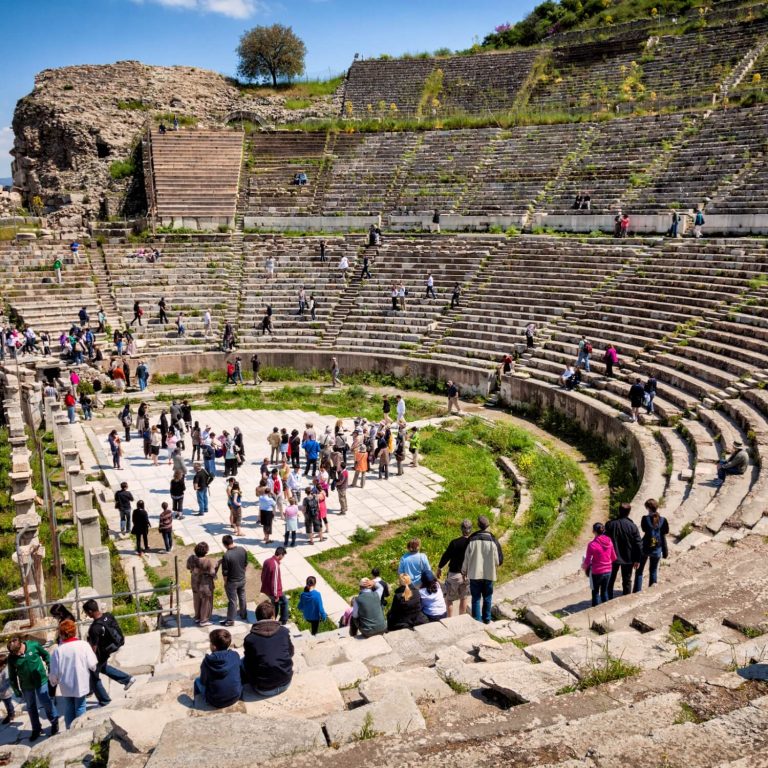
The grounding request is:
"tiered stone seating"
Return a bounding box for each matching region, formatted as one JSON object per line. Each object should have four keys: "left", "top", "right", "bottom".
{"left": 333, "top": 235, "right": 495, "bottom": 355}
{"left": 461, "top": 123, "right": 590, "bottom": 215}
{"left": 425, "top": 236, "right": 632, "bottom": 367}
{"left": 322, "top": 132, "right": 420, "bottom": 215}
{"left": 633, "top": 105, "right": 768, "bottom": 212}
{"left": 530, "top": 19, "right": 768, "bottom": 112}
{"left": 238, "top": 234, "right": 359, "bottom": 347}
{"left": 343, "top": 50, "right": 539, "bottom": 117}
{"left": 102, "top": 237, "right": 239, "bottom": 348}
{"left": 393, "top": 129, "right": 488, "bottom": 213}
{"left": 19, "top": 532, "right": 768, "bottom": 768}
{"left": 0, "top": 242, "right": 102, "bottom": 336}
{"left": 549, "top": 114, "right": 686, "bottom": 212}
{"left": 149, "top": 129, "right": 243, "bottom": 224}
{"left": 245, "top": 132, "right": 329, "bottom": 216}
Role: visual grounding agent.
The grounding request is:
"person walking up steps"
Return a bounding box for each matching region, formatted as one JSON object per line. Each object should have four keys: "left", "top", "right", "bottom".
{"left": 425, "top": 273, "right": 436, "bottom": 301}
{"left": 83, "top": 599, "right": 135, "bottom": 706}
{"left": 633, "top": 498, "right": 669, "bottom": 593}
{"left": 48, "top": 620, "right": 96, "bottom": 730}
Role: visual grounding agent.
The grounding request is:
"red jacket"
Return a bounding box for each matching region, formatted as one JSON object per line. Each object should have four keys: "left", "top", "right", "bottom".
{"left": 261, "top": 556, "right": 283, "bottom": 599}
{"left": 64, "top": 393, "right": 76, "bottom": 407}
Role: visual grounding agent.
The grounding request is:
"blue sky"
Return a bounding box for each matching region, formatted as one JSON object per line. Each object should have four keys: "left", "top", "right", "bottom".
{"left": 0, "top": 0, "right": 538, "bottom": 179}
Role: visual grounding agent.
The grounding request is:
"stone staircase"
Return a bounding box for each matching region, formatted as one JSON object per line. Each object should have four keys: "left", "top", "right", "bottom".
{"left": 7, "top": 531, "right": 768, "bottom": 768}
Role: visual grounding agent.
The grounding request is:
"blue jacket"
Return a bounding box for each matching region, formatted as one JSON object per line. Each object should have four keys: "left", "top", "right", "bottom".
{"left": 302, "top": 439, "right": 320, "bottom": 460}
{"left": 298, "top": 589, "right": 327, "bottom": 623}
{"left": 199, "top": 649, "right": 242, "bottom": 708}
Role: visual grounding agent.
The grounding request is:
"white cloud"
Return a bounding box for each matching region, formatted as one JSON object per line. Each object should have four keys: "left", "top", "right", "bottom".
{"left": 0, "top": 126, "right": 14, "bottom": 180}
{"left": 133, "top": 0, "right": 260, "bottom": 18}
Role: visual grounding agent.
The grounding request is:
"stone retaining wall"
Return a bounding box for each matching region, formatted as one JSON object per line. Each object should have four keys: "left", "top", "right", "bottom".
{"left": 146, "top": 349, "right": 494, "bottom": 397}
{"left": 243, "top": 215, "right": 379, "bottom": 232}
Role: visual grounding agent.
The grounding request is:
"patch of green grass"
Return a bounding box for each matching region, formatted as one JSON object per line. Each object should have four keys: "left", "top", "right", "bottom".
{"left": 353, "top": 711, "right": 380, "bottom": 741}
{"left": 117, "top": 99, "right": 149, "bottom": 111}
{"left": 443, "top": 675, "right": 471, "bottom": 694}
{"left": 310, "top": 418, "right": 590, "bottom": 599}
{"left": 559, "top": 653, "right": 641, "bottom": 693}
{"left": 284, "top": 98, "right": 312, "bottom": 110}
{"left": 199, "top": 384, "right": 443, "bottom": 424}
{"left": 109, "top": 158, "right": 136, "bottom": 180}
{"left": 350, "top": 526, "right": 376, "bottom": 545}
{"left": 674, "top": 702, "right": 705, "bottom": 725}
{"left": 285, "top": 588, "right": 337, "bottom": 634}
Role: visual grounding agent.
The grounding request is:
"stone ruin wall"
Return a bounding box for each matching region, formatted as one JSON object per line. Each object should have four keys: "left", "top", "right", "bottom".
{"left": 10, "top": 60, "right": 341, "bottom": 223}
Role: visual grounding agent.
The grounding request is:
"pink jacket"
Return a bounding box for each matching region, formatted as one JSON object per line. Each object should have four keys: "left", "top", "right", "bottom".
{"left": 583, "top": 535, "right": 617, "bottom": 575}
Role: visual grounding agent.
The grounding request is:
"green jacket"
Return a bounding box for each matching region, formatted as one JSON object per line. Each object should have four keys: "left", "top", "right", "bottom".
{"left": 8, "top": 640, "right": 50, "bottom": 695}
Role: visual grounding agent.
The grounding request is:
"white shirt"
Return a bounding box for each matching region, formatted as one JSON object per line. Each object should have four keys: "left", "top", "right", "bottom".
{"left": 204, "top": 312, "right": 211, "bottom": 326}
{"left": 427, "top": 275, "right": 433, "bottom": 287}
{"left": 339, "top": 257, "right": 349, "bottom": 270}
{"left": 396, "top": 400, "right": 406, "bottom": 419}
{"left": 49, "top": 639, "right": 98, "bottom": 697}
{"left": 419, "top": 586, "right": 447, "bottom": 617}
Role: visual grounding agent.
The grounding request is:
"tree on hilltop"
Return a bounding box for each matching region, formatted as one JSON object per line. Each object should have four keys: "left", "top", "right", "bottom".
{"left": 236, "top": 24, "right": 306, "bottom": 86}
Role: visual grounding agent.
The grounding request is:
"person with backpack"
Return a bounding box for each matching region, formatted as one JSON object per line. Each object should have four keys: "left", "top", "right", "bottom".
{"left": 644, "top": 375, "right": 658, "bottom": 415}
{"left": 83, "top": 599, "right": 135, "bottom": 706}
{"left": 576, "top": 336, "right": 592, "bottom": 372}
{"left": 302, "top": 488, "right": 322, "bottom": 545}
{"left": 693, "top": 208, "right": 705, "bottom": 238}
{"left": 202, "top": 439, "right": 217, "bottom": 480}
{"left": 633, "top": 499, "right": 669, "bottom": 592}
{"left": 605, "top": 502, "right": 643, "bottom": 599}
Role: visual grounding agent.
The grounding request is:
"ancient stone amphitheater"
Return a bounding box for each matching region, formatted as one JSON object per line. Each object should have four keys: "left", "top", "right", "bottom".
{"left": 3, "top": 6, "right": 768, "bottom": 768}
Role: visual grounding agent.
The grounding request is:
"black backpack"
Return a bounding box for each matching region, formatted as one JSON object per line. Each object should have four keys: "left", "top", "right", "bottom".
{"left": 305, "top": 495, "right": 319, "bottom": 520}
{"left": 379, "top": 579, "right": 390, "bottom": 605}
{"left": 203, "top": 444, "right": 215, "bottom": 461}
{"left": 97, "top": 614, "right": 125, "bottom": 655}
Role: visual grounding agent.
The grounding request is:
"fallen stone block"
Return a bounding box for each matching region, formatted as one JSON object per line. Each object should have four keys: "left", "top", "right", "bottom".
{"left": 481, "top": 659, "right": 577, "bottom": 704}
{"left": 328, "top": 660, "right": 371, "bottom": 689}
{"left": 359, "top": 667, "right": 453, "bottom": 703}
{"left": 524, "top": 605, "right": 565, "bottom": 637}
{"left": 435, "top": 645, "right": 485, "bottom": 691}
{"left": 107, "top": 739, "right": 150, "bottom": 768}
{"left": 112, "top": 632, "right": 163, "bottom": 675}
{"left": 471, "top": 637, "right": 527, "bottom": 664}
{"left": 324, "top": 691, "right": 426, "bottom": 746}
{"left": 440, "top": 613, "right": 484, "bottom": 641}
{"left": 338, "top": 633, "right": 392, "bottom": 662}
{"left": 111, "top": 707, "right": 189, "bottom": 753}
{"left": 244, "top": 668, "right": 345, "bottom": 719}
{"left": 145, "top": 713, "right": 325, "bottom": 767}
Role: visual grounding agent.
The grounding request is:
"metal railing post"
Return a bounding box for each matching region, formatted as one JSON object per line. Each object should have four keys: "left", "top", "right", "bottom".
{"left": 174, "top": 555, "right": 181, "bottom": 638}
{"left": 131, "top": 567, "right": 142, "bottom": 633}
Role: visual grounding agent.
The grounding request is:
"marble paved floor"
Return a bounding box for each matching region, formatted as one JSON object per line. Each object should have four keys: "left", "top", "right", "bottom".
{"left": 89, "top": 408, "right": 444, "bottom": 618}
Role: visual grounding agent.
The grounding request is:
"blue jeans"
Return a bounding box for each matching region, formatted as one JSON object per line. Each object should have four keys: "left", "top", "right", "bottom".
{"left": 271, "top": 594, "right": 289, "bottom": 625}
{"left": 60, "top": 695, "right": 86, "bottom": 728}
{"left": 469, "top": 579, "right": 494, "bottom": 623}
{"left": 22, "top": 684, "right": 58, "bottom": 733}
{"left": 204, "top": 458, "right": 216, "bottom": 478}
{"left": 91, "top": 661, "right": 133, "bottom": 705}
{"left": 633, "top": 554, "right": 660, "bottom": 592}
{"left": 197, "top": 488, "right": 209, "bottom": 514}
{"left": 717, "top": 464, "right": 743, "bottom": 481}
{"left": 576, "top": 352, "right": 590, "bottom": 372}
{"left": 67, "top": 406, "right": 76, "bottom": 423}
{"left": 591, "top": 571, "right": 610, "bottom": 605}
{"left": 139, "top": 378, "right": 146, "bottom": 391}
{"left": 2, "top": 697, "right": 14, "bottom": 716}
{"left": 119, "top": 508, "right": 131, "bottom": 534}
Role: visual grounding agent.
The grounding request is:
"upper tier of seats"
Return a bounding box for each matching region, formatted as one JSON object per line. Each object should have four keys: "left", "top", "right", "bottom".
{"left": 342, "top": 50, "right": 540, "bottom": 117}
{"left": 240, "top": 104, "right": 768, "bottom": 216}
{"left": 342, "top": 17, "right": 768, "bottom": 118}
